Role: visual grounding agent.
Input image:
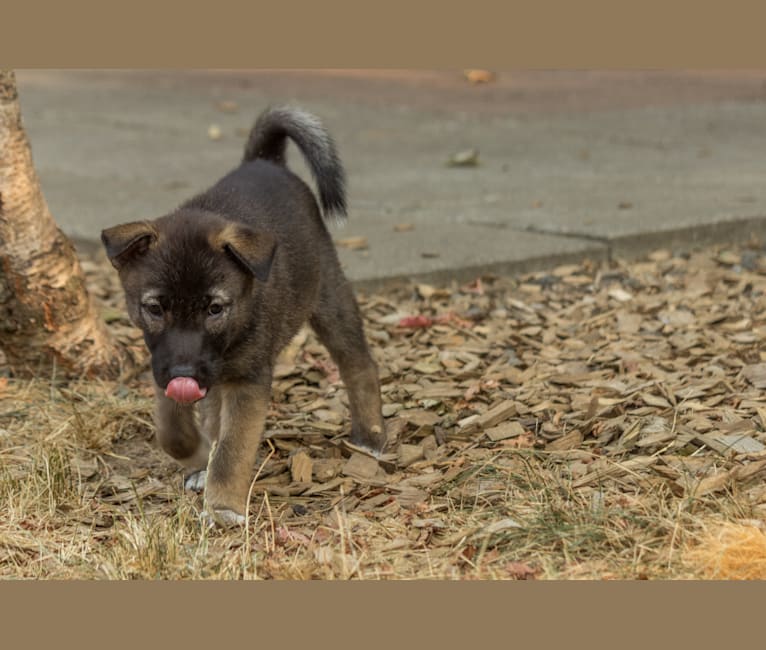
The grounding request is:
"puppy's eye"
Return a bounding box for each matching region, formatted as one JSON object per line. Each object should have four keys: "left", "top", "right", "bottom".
{"left": 143, "top": 303, "right": 163, "bottom": 318}
{"left": 208, "top": 303, "right": 224, "bottom": 317}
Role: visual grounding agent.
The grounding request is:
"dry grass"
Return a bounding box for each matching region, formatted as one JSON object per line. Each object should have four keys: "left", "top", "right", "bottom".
{"left": 685, "top": 522, "right": 766, "bottom": 579}
{"left": 3, "top": 242, "right": 766, "bottom": 579}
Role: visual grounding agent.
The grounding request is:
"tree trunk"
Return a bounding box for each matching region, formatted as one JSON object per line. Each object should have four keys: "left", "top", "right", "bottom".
{"left": 0, "top": 70, "right": 126, "bottom": 378}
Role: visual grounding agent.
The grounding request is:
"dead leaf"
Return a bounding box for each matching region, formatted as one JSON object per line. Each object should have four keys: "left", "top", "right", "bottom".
{"left": 335, "top": 236, "right": 369, "bottom": 251}
{"left": 463, "top": 69, "right": 495, "bottom": 84}
{"left": 447, "top": 149, "right": 479, "bottom": 167}
{"left": 215, "top": 100, "right": 239, "bottom": 113}
{"left": 505, "top": 562, "right": 538, "bottom": 580}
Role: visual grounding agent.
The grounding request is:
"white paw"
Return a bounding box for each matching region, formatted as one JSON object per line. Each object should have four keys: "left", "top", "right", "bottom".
{"left": 184, "top": 470, "right": 207, "bottom": 493}
{"left": 201, "top": 508, "right": 246, "bottom": 529}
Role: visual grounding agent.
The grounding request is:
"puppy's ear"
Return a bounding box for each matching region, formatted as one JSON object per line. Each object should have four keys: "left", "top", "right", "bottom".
{"left": 212, "top": 224, "right": 277, "bottom": 282}
{"left": 101, "top": 221, "right": 158, "bottom": 270}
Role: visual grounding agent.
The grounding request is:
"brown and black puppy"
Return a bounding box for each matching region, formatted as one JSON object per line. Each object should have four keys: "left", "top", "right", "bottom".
{"left": 101, "top": 107, "right": 386, "bottom": 527}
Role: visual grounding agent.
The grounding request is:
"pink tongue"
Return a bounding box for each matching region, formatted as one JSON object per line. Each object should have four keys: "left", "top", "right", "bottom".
{"left": 165, "top": 377, "right": 207, "bottom": 404}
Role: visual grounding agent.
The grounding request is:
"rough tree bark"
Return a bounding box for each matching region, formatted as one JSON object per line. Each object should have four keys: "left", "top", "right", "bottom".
{"left": 0, "top": 69, "right": 126, "bottom": 377}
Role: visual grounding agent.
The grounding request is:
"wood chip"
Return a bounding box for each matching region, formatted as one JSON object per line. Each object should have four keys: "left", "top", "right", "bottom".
{"left": 342, "top": 453, "right": 381, "bottom": 481}
{"left": 476, "top": 400, "right": 518, "bottom": 431}
{"left": 312, "top": 458, "right": 343, "bottom": 482}
{"left": 302, "top": 477, "right": 349, "bottom": 496}
{"left": 391, "top": 485, "right": 428, "bottom": 507}
{"left": 546, "top": 429, "right": 584, "bottom": 451}
{"left": 608, "top": 288, "right": 633, "bottom": 302}
{"left": 485, "top": 421, "right": 526, "bottom": 442}
{"left": 290, "top": 451, "right": 313, "bottom": 484}
{"left": 709, "top": 434, "right": 766, "bottom": 455}
{"left": 690, "top": 470, "right": 732, "bottom": 497}
{"left": 743, "top": 364, "right": 766, "bottom": 389}
{"left": 397, "top": 444, "right": 425, "bottom": 468}
{"left": 398, "top": 409, "right": 441, "bottom": 427}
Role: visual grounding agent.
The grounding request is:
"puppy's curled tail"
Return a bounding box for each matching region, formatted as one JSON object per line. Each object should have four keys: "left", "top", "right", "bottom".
{"left": 243, "top": 106, "right": 346, "bottom": 218}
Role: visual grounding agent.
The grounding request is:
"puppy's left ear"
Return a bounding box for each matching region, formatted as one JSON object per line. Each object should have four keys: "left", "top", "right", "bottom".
{"left": 212, "top": 224, "right": 277, "bottom": 282}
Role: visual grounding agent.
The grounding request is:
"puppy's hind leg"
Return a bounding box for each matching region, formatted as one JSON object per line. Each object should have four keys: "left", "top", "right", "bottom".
{"left": 153, "top": 383, "right": 211, "bottom": 480}
{"left": 309, "top": 276, "right": 387, "bottom": 453}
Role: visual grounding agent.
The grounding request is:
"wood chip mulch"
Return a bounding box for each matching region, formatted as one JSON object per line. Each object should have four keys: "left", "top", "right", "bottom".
{"left": 5, "top": 242, "right": 766, "bottom": 578}
{"left": 80, "top": 244, "right": 766, "bottom": 507}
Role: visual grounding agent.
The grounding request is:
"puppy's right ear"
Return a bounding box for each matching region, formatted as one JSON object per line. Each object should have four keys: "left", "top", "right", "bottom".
{"left": 101, "top": 222, "right": 158, "bottom": 270}
{"left": 211, "top": 223, "right": 277, "bottom": 283}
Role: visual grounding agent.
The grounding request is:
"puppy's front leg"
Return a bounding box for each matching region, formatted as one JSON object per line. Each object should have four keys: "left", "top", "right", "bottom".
{"left": 203, "top": 381, "right": 270, "bottom": 527}
{"left": 153, "top": 383, "right": 210, "bottom": 472}
{"left": 182, "top": 387, "right": 223, "bottom": 493}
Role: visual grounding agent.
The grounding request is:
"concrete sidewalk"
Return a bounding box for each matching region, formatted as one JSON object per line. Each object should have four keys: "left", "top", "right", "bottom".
{"left": 13, "top": 69, "right": 766, "bottom": 289}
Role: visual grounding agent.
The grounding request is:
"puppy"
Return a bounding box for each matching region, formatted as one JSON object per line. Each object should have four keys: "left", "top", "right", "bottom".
{"left": 101, "top": 107, "right": 386, "bottom": 527}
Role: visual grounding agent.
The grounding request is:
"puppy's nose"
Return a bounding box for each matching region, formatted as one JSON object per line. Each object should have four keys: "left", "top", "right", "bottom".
{"left": 169, "top": 364, "right": 195, "bottom": 378}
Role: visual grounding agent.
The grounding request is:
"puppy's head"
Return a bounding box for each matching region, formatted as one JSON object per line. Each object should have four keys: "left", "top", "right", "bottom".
{"left": 101, "top": 211, "right": 276, "bottom": 399}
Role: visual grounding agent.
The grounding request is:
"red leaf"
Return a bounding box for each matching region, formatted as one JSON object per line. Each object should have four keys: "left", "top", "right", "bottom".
{"left": 463, "top": 383, "right": 482, "bottom": 402}
{"left": 506, "top": 561, "right": 538, "bottom": 580}
{"left": 276, "top": 526, "right": 312, "bottom": 547}
{"left": 459, "top": 545, "right": 477, "bottom": 565}
{"left": 398, "top": 315, "right": 434, "bottom": 328}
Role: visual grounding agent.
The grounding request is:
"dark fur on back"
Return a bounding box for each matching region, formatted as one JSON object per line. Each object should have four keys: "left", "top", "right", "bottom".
{"left": 243, "top": 106, "right": 347, "bottom": 218}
